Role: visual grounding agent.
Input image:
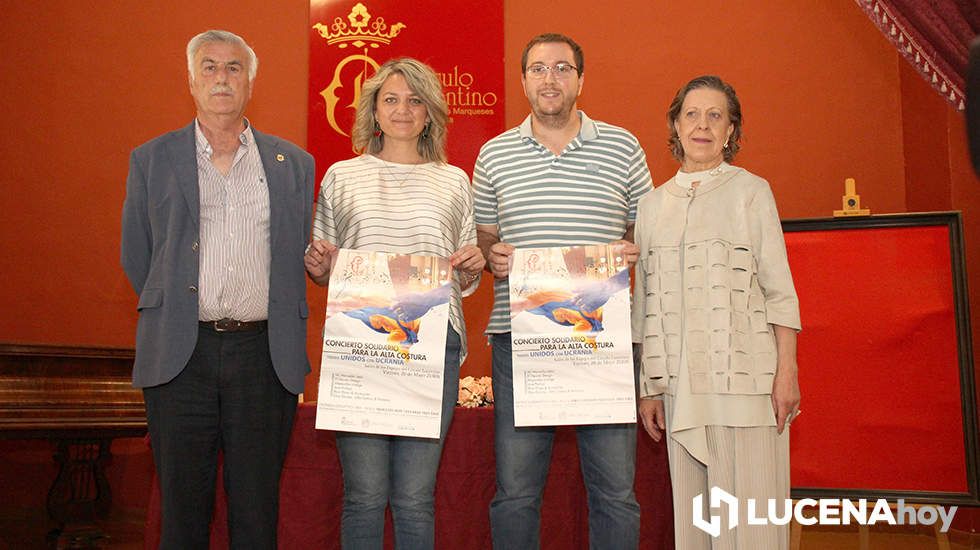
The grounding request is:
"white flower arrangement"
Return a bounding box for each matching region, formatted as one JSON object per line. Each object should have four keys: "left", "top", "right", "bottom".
{"left": 457, "top": 376, "right": 493, "bottom": 408}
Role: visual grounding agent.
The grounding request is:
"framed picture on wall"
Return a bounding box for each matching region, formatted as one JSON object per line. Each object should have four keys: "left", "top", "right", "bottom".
{"left": 786, "top": 211, "right": 979, "bottom": 505}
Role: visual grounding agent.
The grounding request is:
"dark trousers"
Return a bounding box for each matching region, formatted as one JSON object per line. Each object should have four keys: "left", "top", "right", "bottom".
{"left": 144, "top": 324, "right": 297, "bottom": 550}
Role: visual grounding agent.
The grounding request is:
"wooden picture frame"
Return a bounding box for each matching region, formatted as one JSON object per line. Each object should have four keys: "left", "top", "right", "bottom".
{"left": 785, "top": 212, "right": 979, "bottom": 505}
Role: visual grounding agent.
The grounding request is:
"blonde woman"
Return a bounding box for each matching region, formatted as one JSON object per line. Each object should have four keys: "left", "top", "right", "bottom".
{"left": 304, "top": 58, "right": 484, "bottom": 549}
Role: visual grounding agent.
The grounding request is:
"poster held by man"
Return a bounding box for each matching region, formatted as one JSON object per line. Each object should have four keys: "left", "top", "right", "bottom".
{"left": 508, "top": 244, "right": 636, "bottom": 427}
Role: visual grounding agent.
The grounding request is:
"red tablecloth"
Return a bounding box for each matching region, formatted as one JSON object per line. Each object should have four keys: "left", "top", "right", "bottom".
{"left": 145, "top": 403, "right": 674, "bottom": 549}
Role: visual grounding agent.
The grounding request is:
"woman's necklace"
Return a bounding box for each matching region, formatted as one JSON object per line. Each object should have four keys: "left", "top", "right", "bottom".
{"left": 378, "top": 156, "right": 422, "bottom": 187}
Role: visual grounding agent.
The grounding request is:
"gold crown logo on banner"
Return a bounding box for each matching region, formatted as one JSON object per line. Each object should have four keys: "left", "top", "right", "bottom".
{"left": 313, "top": 2, "right": 406, "bottom": 49}
{"left": 313, "top": 3, "right": 408, "bottom": 138}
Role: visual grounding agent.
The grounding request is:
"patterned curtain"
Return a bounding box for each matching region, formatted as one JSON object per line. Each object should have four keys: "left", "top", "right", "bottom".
{"left": 855, "top": 0, "right": 980, "bottom": 110}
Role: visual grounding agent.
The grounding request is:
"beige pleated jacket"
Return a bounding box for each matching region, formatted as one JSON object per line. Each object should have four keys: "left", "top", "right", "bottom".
{"left": 631, "top": 166, "right": 801, "bottom": 401}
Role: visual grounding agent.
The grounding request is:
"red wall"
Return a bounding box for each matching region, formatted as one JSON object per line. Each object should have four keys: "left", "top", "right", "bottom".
{"left": 0, "top": 1, "right": 310, "bottom": 350}
{"left": 0, "top": 0, "right": 978, "bottom": 516}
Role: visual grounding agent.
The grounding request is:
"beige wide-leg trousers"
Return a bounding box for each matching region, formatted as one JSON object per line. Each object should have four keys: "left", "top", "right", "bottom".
{"left": 667, "top": 412, "right": 790, "bottom": 550}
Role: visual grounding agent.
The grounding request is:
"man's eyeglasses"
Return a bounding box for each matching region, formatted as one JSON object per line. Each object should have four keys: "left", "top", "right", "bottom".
{"left": 525, "top": 63, "right": 579, "bottom": 79}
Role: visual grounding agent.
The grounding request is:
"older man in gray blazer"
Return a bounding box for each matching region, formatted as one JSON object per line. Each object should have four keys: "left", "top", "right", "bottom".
{"left": 121, "top": 29, "right": 313, "bottom": 549}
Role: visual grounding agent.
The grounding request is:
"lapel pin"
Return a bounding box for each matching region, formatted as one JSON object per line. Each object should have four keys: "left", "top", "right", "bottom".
{"left": 276, "top": 153, "right": 285, "bottom": 162}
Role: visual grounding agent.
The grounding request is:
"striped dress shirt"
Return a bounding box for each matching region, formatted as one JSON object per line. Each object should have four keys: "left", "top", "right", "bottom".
{"left": 195, "top": 120, "right": 271, "bottom": 322}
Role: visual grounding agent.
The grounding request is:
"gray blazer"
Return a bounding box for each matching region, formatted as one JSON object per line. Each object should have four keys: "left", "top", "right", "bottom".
{"left": 121, "top": 122, "right": 314, "bottom": 394}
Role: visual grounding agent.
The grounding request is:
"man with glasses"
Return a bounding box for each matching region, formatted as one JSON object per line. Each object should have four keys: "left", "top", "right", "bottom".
{"left": 474, "top": 33, "right": 652, "bottom": 550}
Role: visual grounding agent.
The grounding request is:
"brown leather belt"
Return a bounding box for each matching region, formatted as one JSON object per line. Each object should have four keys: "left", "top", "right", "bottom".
{"left": 199, "top": 318, "right": 268, "bottom": 332}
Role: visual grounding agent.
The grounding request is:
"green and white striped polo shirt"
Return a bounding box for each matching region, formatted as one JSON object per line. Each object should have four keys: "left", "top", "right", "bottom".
{"left": 473, "top": 111, "right": 652, "bottom": 334}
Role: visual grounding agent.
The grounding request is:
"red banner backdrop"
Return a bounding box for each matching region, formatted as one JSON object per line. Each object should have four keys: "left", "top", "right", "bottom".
{"left": 308, "top": 0, "right": 504, "bottom": 186}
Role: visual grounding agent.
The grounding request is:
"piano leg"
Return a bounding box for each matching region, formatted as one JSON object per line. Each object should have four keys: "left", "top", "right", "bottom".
{"left": 45, "top": 439, "right": 112, "bottom": 548}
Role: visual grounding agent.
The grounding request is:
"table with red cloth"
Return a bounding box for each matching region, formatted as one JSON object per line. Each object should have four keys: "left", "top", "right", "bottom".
{"left": 145, "top": 402, "right": 674, "bottom": 549}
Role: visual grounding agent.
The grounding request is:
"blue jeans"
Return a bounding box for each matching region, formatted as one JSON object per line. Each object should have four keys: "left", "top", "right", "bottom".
{"left": 336, "top": 327, "right": 462, "bottom": 550}
{"left": 489, "top": 333, "right": 640, "bottom": 550}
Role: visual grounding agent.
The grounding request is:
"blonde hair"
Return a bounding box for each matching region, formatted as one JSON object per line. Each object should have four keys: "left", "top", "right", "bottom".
{"left": 351, "top": 58, "right": 449, "bottom": 163}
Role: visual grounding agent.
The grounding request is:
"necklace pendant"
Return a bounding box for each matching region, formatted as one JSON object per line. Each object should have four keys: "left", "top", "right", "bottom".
{"left": 379, "top": 157, "right": 420, "bottom": 187}
{"left": 708, "top": 166, "right": 724, "bottom": 177}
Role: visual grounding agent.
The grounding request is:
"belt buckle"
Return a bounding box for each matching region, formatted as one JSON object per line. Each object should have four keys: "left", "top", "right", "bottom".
{"left": 214, "top": 318, "right": 237, "bottom": 332}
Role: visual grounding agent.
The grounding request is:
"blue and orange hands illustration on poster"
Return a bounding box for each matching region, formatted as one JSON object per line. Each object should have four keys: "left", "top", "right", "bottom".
{"left": 342, "top": 284, "right": 451, "bottom": 359}
{"left": 522, "top": 268, "right": 630, "bottom": 347}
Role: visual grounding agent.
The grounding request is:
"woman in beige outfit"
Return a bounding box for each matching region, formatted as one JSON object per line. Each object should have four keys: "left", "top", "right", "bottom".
{"left": 632, "top": 75, "right": 801, "bottom": 550}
